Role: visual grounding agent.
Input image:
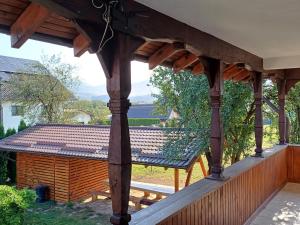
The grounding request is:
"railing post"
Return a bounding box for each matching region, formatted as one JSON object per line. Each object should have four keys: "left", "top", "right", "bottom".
{"left": 107, "top": 33, "right": 132, "bottom": 225}
{"left": 277, "top": 79, "right": 286, "bottom": 145}
{"left": 253, "top": 72, "right": 263, "bottom": 157}
{"left": 206, "top": 60, "right": 228, "bottom": 180}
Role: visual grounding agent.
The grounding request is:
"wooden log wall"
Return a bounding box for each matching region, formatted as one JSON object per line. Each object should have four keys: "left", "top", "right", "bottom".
{"left": 69, "top": 158, "right": 109, "bottom": 201}
{"left": 16, "top": 153, "right": 108, "bottom": 202}
{"left": 287, "top": 145, "right": 300, "bottom": 183}
{"left": 17, "top": 153, "right": 56, "bottom": 199}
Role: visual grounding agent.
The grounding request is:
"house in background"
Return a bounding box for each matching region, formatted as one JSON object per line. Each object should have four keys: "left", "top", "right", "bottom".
{"left": 127, "top": 104, "right": 176, "bottom": 126}
{"left": 0, "top": 55, "right": 41, "bottom": 131}
{"left": 72, "top": 110, "right": 92, "bottom": 124}
{"left": 0, "top": 55, "right": 86, "bottom": 130}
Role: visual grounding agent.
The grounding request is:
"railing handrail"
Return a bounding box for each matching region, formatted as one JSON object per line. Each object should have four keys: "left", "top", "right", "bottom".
{"left": 130, "top": 144, "right": 288, "bottom": 225}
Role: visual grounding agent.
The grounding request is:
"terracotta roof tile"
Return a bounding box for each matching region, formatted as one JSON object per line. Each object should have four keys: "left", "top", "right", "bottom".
{"left": 0, "top": 124, "right": 200, "bottom": 169}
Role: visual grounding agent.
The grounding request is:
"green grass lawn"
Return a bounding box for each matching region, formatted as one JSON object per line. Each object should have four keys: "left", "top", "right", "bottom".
{"left": 24, "top": 201, "right": 110, "bottom": 225}
{"left": 132, "top": 159, "right": 207, "bottom": 188}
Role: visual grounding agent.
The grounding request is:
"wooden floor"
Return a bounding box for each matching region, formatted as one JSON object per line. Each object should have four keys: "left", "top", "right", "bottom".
{"left": 249, "top": 183, "right": 300, "bottom": 225}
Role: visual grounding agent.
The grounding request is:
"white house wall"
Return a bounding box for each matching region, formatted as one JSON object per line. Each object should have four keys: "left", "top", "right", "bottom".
{"left": 2, "top": 101, "right": 23, "bottom": 131}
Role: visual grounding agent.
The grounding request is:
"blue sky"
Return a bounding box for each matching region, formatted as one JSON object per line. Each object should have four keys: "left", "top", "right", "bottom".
{"left": 0, "top": 33, "right": 151, "bottom": 87}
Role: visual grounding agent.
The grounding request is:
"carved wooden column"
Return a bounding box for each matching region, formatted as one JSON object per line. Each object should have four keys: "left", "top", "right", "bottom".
{"left": 253, "top": 72, "right": 263, "bottom": 156}
{"left": 277, "top": 79, "right": 286, "bottom": 145}
{"left": 206, "top": 59, "right": 226, "bottom": 180}
{"left": 106, "top": 33, "right": 133, "bottom": 225}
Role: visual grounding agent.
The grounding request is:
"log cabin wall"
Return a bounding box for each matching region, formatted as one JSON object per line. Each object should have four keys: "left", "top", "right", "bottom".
{"left": 16, "top": 153, "right": 109, "bottom": 202}
{"left": 17, "top": 152, "right": 56, "bottom": 200}
{"left": 69, "top": 158, "right": 109, "bottom": 201}
{"left": 287, "top": 145, "right": 300, "bottom": 183}
{"left": 131, "top": 145, "right": 289, "bottom": 225}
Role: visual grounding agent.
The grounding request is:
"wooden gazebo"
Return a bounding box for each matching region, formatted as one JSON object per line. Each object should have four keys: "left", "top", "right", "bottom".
{"left": 0, "top": 1, "right": 300, "bottom": 225}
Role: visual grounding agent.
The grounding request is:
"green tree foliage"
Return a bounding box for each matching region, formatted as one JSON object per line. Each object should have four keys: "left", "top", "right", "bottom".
{"left": 150, "top": 67, "right": 255, "bottom": 168}
{"left": 9, "top": 54, "right": 78, "bottom": 123}
{"left": 287, "top": 83, "right": 300, "bottom": 143}
{"left": 5, "top": 128, "right": 16, "bottom": 137}
{"left": 18, "top": 120, "right": 28, "bottom": 132}
{"left": 66, "top": 100, "right": 110, "bottom": 124}
{"left": 0, "top": 124, "right": 7, "bottom": 184}
{"left": 0, "top": 185, "right": 36, "bottom": 225}
{"left": 264, "top": 81, "right": 300, "bottom": 144}
{"left": 4, "top": 128, "right": 16, "bottom": 183}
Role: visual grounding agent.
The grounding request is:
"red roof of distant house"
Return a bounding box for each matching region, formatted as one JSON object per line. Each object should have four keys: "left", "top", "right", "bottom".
{"left": 0, "top": 124, "right": 200, "bottom": 169}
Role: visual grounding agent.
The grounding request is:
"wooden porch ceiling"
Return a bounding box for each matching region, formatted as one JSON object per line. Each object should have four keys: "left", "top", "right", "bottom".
{"left": 0, "top": 1, "right": 298, "bottom": 85}
{"left": 0, "top": 0, "right": 257, "bottom": 82}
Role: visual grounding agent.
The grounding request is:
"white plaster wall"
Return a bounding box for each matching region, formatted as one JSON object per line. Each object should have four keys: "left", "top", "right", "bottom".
{"left": 73, "top": 112, "right": 91, "bottom": 124}
{"left": 2, "top": 101, "right": 22, "bottom": 131}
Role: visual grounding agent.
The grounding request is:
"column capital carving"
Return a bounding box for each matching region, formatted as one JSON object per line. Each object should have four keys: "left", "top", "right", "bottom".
{"left": 108, "top": 99, "right": 131, "bottom": 114}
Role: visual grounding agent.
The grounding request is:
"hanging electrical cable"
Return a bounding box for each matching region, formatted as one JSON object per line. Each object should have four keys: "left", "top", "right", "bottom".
{"left": 91, "top": 0, "right": 120, "bottom": 52}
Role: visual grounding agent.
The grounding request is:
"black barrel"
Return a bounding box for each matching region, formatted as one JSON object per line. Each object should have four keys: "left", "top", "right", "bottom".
{"left": 35, "top": 184, "right": 49, "bottom": 203}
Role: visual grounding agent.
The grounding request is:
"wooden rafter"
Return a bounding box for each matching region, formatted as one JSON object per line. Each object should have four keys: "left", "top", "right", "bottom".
{"left": 232, "top": 70, "right": 250, "bottom": 81}
{"left": 192, "top": 62, "right": 205, "bottom": 75}
{"left": 30, "top": 0, "right": 263, "bottom": 71}
{"left": 173, "top": 53, "right": 198, "bottom": 73}
{"left": 11, "top": 3, "right": 51, "bottom": 48}
{"left": 73, "top": 33, "right": 90, "bottom": 57}
{"left": 149, "top": 43, "right": 184, "bottom": 70}
{"left": 223, "top": 65, "right": 242, "bottom": 80}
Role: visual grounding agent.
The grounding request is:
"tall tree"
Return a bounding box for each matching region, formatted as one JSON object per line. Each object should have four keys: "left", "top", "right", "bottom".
{"left": 287, "top": 83, "right": 300, "bottom": 143}
{"left": 150, "top": 67, "right": 255, "bottom": 170}
{"left": 9, "top": 54, "right": 78, "bottom": 123}
{"left": 264, "top": 81, "right": 300, "bottom": 144}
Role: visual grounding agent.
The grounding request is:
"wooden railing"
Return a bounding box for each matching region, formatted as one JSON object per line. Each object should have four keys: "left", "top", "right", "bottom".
{"left": 130, "top": 145, "right": 300, "bottom": 225}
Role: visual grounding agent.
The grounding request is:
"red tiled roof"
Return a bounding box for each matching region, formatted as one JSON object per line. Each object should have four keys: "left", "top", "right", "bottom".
{"left": 0, "top": 124, "right": 200, "bottom": 169}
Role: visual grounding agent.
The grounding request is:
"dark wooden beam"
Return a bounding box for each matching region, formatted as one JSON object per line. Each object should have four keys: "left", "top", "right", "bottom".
{"left": 106, "top": 33, "right": 133, "bottom": 225}
{"left": 148, "top": 43, "right": 184, "bottom": 70}
{"left": 74, "top": 19, "right": 144, "bottom": 78}
{"left": 253, "top": 72, "right": 263, "bottom": 157}
{"left": 11, "top": 3, "right": 51, "bottom": 48}
{"left": 277, "top": 79, "right": 286, "bottom": 145}
{"left": 33, "top": 0, "right": 263, "bottom": 71}
{"left": 173, "top": 53, "right": 198, "bottom": 73}
{"left": 284, "top": 68, "right": 300, "bottom": 80}
{"left": 174, "top": 168, "right": 180, "bottom": 192}
{"left": 73, "top": 33, "right": 90, "bottom": 57}
{"left": 184, "top": 165, "right": 193, "bottom": 187}
{"left": 206, "top": 59, "right": 228, "bottom": 181}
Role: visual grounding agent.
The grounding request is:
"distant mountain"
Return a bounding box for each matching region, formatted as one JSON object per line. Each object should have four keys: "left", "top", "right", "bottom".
{"left": 74, "top": 80, "right": 156, "bottom": 104}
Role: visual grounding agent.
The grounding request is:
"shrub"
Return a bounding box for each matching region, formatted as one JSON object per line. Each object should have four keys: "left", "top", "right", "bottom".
{"left": 128, "top": 118, "right": 160, "bottom": 126}
{"left": 18, "top": 120, "right": 28, "bottom": 132}
{"left": 0, "top": 124, "right": 4, "bottom": 139}
{"left": 0, "top": 186, "right": 36, "bottom": 225}
{"left": 0, "top": 153, "right": 7, "bottom": 184}
{"left": 5, "top": 128, "right": 16, "bottom": 137}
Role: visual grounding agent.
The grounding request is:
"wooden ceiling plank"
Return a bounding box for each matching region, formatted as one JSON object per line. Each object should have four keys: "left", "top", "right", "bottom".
{"left": 10, "top": 3, "right": 51, "bottom": 48}
{"left": 223, "top": 65, "right": 241, "bottom": 80}
{"left": 173, "top": 53, "right": 198, "bottom": 73}
{"left": 148, "top": 43, "right": 184, "bottom": 70}
{"left": 73, "top": 33, "right": 90, "bottom": 57}
{"left": 192, "top": 62, "right": 205, "bottom": 76}
{"left": 232, "top": 70, "right": 250, "bottom": 81}
{"left": 31, "top": 0, "right": 263, "bottom": 71}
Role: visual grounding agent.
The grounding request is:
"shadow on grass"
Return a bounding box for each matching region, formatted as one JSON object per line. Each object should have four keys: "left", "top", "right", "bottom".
{"left": 23, "top": 201, "right": 110, "bottom": 225}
